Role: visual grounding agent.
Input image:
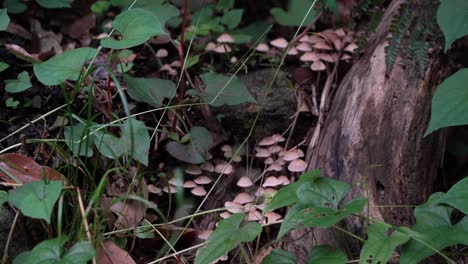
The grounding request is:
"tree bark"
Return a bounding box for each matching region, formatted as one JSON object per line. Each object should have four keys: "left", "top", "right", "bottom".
{"left": 280, "top": 0, "right": 456, "bottom": 262}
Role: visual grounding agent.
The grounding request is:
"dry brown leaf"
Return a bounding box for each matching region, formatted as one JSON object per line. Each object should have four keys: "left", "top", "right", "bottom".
{"left": 254, "top": 246, "right": 273, "bottom": 264}
{"left": 5, "top": 44, "right": 40, "bottom": 63}
{"left": 0, "top": 153, "right": 65, "bottom": 184}
{"left": 30, "top": 18, "right": 63, "bottom": 54}
{"left": 6, "top": 22, "right": 32, "bottom": 40}
{"left": 97, "top": 241, "right": 136, "bottom": 264}
{"left": 63, "top": 13, "right": 96, "bottom": 39}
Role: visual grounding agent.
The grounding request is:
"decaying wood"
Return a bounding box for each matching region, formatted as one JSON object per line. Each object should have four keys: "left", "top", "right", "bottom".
{"left": 282, "top": 0, "right": 453, "bottom": 262}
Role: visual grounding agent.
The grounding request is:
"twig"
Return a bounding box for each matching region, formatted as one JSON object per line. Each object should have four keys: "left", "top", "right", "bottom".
{"left": 77, "top": 188, "right": 96, "bottom": 264}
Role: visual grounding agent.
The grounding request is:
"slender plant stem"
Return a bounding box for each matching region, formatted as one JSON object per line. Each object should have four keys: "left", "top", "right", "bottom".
{"left": 2, "top": 210, "right": 19, "bottom": 264}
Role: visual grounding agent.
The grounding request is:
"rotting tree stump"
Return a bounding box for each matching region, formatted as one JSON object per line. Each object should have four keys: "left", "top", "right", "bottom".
{"left": 279, "top": 0, "right": 460, "bottom": 262}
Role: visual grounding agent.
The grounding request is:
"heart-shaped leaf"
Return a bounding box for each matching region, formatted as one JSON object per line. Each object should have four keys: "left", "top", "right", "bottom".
{"left": 435, "top": 176, "right": 468, "bottom": 214}
{"left": 437, "top": 0, "right": 468, "bottom": 52}
{"left": 296, "top": 177, "right": 351, "bottom": 208}
{"left": 220, "top": 9, "right": 243, "bottom": 29}
{"left": 64, "top": 123, "right": 95, "bottom": 157}
{"left": 261, "top": 249, "right": 296, "bottom": 264}
{"left": 166, "top": 126, "right": 213, "bottom": 164}
{"left": 0, "top": 8, "right": 10, "bottom": 30}
{"left": 112, "top": 0, "right": 179, "bottom": 27}
{"left": 35, "top": 0, "right": 72, "bottom": 8}
{"left": 195, "top": 213, "right": 262, "bottom": 264}
{"left": 94, "top": 132, "right": 125, "bottom": 159}
{"left": 270, "top": 0, "right": 319, "bottom": 27}
{"left": 34, "top": 47, "right": 96, "bottom": 85}
{"left": 0, "top": 62, "right": 9, "bottom": 72}
{"left": 124, "top": 75, "right": 177, "bottom": 107}
{"left": 359, "top": 223, "right": 410, "bottom": 264}
{"left": 425, "top": 69, "right": 468, "bottom": 135}
{"left": 101, "top": 8, "right": 166, "bottom": 49}
{"left": 8, "top": 180, "right": 62, "bottom": 223}
{"left": 307, "top": 245, "right": 347, "bottom": 264}
{"left": 0, "top": 153, "right": 64, "bottom": 184}
{"left": 120, "top": 118, "right": 150, "bottom": 166}
{"left": 5, "top": 71, "right": 32, "bottom": 93}
{"left": 191, "top": 72, "right": 256, "bottom": 107}
{"left": 3, "top": 0, "right": 27, "bottom": 14}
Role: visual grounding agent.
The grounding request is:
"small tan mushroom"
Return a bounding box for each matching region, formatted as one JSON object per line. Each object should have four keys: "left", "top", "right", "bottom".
{"left": 200, "top": 162, "right": 215, "bottom": 172}
{"left": 263, "top": 176, "right": 282, "bottom": 187}
{"left": 232, "top": 154, "right": 242, "bottom": 162}
{"left": 299, "top": 35, "right": 310, "bottom": 42}
{"left": 255, "top": 43, "right": 270, "bottom": 52}
{"left": 225, "top": 201, "right": 244, "bottom": 213}
{"left": 191, "top": 186, "right": 207, "bottom": 196}
{"left": 230, "top": 56, "right": 238, "bottom": 63}
{"left": 162, "top": 185, "right": 177, "bottom": 194}
{"left": 255, "top": 147, "right": 271, "bottom": 158}
{"left": 271, "top": 134, "right": 285, "bottom": 143}
{"left": 311, "top": 60, "right": 326, "bottom": 71}
{"left": 287, "top": 47, "right": 299, "bottom": 55}
{"left": 268, "top": 145, "right": 283, "bottom": 154}
{"left": 233, "top": 192, "right": 254, "bottom": 204}
{"left": 213, "top": 44, "right": 232, "bottom": 53}
{"left": 169, "top": 177, "right": 183, "bottom": 186}
{"left": 308, "top": 34, "right": 323, "bottom": 44}
{"left": 317, "top": 53, "right": 335, "bottom": 63}
{"left": 237, "top": 176, "right": 254, "bottom": 187}
{"left": 215, "top": 163, "right": 234, "bottom": 174}
{"left": 170, "top": 60, "right": 181, "bottom": 68}
{"left": 267, "top": 163, "right": 283, "bottom": 172}
{"left": 156, "top": 48, "right": 168, "bottom": 58}
{"left": 288, "top": 159, "right": 307, "bottom": 172}
{"left": 300, "top": 52, "right": 320, "bottom": 62}
{"left": 270, "top": 38, "right": 288, "bottom": 49}
{"left": 185, "top": 165, "right": 202, "bottom": 175}
{"left": 344, "top": 43, "right": 358, "bottom": 53}
{"left": 283, "top": 149, "right": 301, "bottom": 161}
{"left": 246, "top": 210, "right": 262, "bottom": 221}
{"left": 313, "top": 41, "right": 333, "bottom": 50}
{"left": 259, "top": 136, "right": 276, "bottom": 146}
{"left": 221, "top": 144, "right": 232, "bottom": 152}
{"left": 198, "top": 230, "right": 213, "bottom": 240}
{"left": 335, "top": 28, "right": 346, "bottom": 37}
{"left": 296, "top": 42, "right": 312, "bottom": 52}
{"left": 224, "top": 151, "right": 233, "bottom": 158}
{"left": 217, "top": 33, "right": 235, "bottom": 43}
{"left": 205, "top": 42, "right": 216, "bottom": 51}
{"left": 194, "top": 176, "right": 212, "bottom": 185}
{"left": 263, "top": 211, "right": 282, "bottom": 224}
{"left": 220, "top": 211, "right": 232, "bottom": 219}
{"left": 183, "top": 180, "right": 198, "bottom": 188}
{"left": 264, "top": 157, "right": 274, "bottom": 165}
{"left": 147, "top": 184, "right": 162, "bottom": 194}
{"left": 277, "top": 176, "right": 291, "bottom": 185}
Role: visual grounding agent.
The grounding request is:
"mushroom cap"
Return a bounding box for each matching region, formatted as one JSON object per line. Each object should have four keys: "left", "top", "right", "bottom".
{"left": 232, "top": 154, "right": 242, "bottom": 162}
{"left": 194, "top": 176, "right": 212, "bottom": 185}
{"left": 225, "top": 201, "right": 244, "bottom": 213}
{"left": 255, "top": 147, "right": 271, "bottom": 158}
{"left": 308, "top": 34, "right": 323, "bottom": 44}
{"left": 183, "top": 180, "right": 198, "bottom": 188}
{"left": 221, "top": 144, "right": 232, "bottom": 152}
{"left": 268, "top": 145, "right": 283, "bottom": 154}
{"left": 224, "top": 150, "right": 233, "bottom": 158}
{"left": 168, "top": 177, "right": 183, "bottom": 186}
{"left": 258, "top": 136, "right": 276, "bottom": 146}
{"left": 270, "top": 38, "right": 288, "bottom": 49}
{"left": 283, "top": 149, "right": 301, "bottom": 161}
{"left": 318, "top": 53, "right": 335, "bottom": 63}
{"left": 162, "top": 185, "right": 177, "bottom": 193}
{"left": 264, "top": 211, "right": 282, "bottom": 224}
{"left": 264, "top": 157, "right": 274, "bottom": 165}
{"left": 271, "top": 134, "right": 285, "bottom": 142}
{"left": 233, "top": 192, "right": 254, "bottom": 204}
{"left": 147, "top": 184, "right": 162, "bottom": 194}
{"left": 205, "top": 42, "right": 216, "bottom": 51}
{"left": 185, "top": 165, "right": 202, "bottom": 175}
{"left": 217, "top": 33, "right": 235, "bottom": 43}
{"left": 170, "top": 60, "right": 181, "bottom": 68}
{"left": 198, "top": 230, "right": 213, "bottom": 240}
{"left": 237, "top": 176, "right": 253, "bottom": 187}
{"left": 277, "top": 176, "right": 291, "bottom": 185}
{"left": 262, "top": 176, "right": 282, "bottom": 187}
{"left": 156, "top": 48, "right": 168, "bottom": 58}
{"left": 213, "top": 44, "right": 232, "bottom": 53}
{"left": 215, "top": 163, "right": 234, "bottom": 174}
{"left": 220, "top": 211, "right": 232, "bottom": 219}
{"left": 200, "top": 162, "right": 215, "bottom": 172}
{"left": 287, "top": 47, "right": 299, "bottom": 55}
{"left": 335, "top": 28, "right": 346, "bottom": 37}
{"left": 191, "top": 186, "right": 207, "bottom": 196}
{"left": 313, "top": 41, "right": 333, "bottom": 50}
{"left": 255, "top": 43, "right": 270, "bottom": 52}
{"left": 311, "top": 60, "right": 326, "bottom": 71}
{"left": 267, "top": 163, "right": 283, "bottom": 172}
{"left": 246, "top": 210, "right": 262, "bottom": 221}
{"left": 344, "top": 43, "right": 358, "bottom": 53}
{"left": 299, "top": 35, "right": 310, "bottom": 42}
{"left": 300, "top": 52, "right": 320, "bottom": 62}
{"left": 230, "top": 56, "right": 238, "bottom": 63}
{"left": 288, "top": 159, "right": 308, "bottom": 172}
{"left": 296, "top": 42, "right": 312, "bottom": 52}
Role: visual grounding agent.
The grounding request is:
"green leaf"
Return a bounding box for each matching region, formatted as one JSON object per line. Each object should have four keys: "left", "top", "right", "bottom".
{"left": 325, "top": 0, "right": 339, "bottom": 15}
{"left": 400, "top": 193, "right": 468, "bottom": 263}
{"left": 359, "top": 223, "right": 410, "bottom": 264}
{"left": 8, "top": 181, "right": 62, "bottom": 223}
{"left": 270, "top": 0, "right": 319, "bottom": 27}
{"left": 261, "top": 249, "right": 296, "bottom": 264}
{"left": 220, "top": 9, "right": 243, "bottom": 29}
{"left": 121, "top": 118, "right": 150, "bottom": 166}
{"left": 0, "top": 191, "right": 8, "bottom": 207}
{"left": 61, "top": 241, "right": 96, "bottom": 263}
{"left": 35, "top": 0, "right": 72, "bottom": 8}
{"left": 101, "top": 8, "right": 166, "bottom": 49}
{"left": 0, "top": 8, "right": 10, "bottom": 30}
{"left": 195, "top": 214, "right": 262, "bottom": 264}
{"left": 166, "top": 126, "right": 213, "bottom": 164}
{"left": 5, "top": 97, "right": 19, "bottom": 108}
{"left": 437, "top": 0, "right": 468, "bottom": 52}
{"left": 195, "top": 72, "right": 256, "bottom": 106}
{"left": 215, "top": 0, "right": 234, "bottom": 12}
{"left": 124, "top": 75, "right": 176, "bottom": 107}
{"left": 94, "top": 132, "right": 125, "bottom": 159}
{"left": 264, "top": 170, "right": 321, "bottom": 212}
{"left": 34, "top": 47, "right": 96, "bottom": 85}
{"left": 3, "top": 0, "right": 27, "bottom": 14}
{"left": 111, "top": 0, "right": 179, "bottom": 26}
{"left": 296, "top": 177, "right": 350, "bottom": 208}
{"left": 307, "top": 245, "right": 347, "bottom": 264}
{"left": 0, "top": 62, "right": 9, "bottom": 72}
{"left": 5, "top": 71, "right": 32, "bottom": 93}
{"left": 424, "top": 69, "right": 468, "bottom": 135}
{"left": 436, "top": 176, "right": 468, "bottom": 214}
{"left": 64, "top": 123, "right": 95, "bottom": 157}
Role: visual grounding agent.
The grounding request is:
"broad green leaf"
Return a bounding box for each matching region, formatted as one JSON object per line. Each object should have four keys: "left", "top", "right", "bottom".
{"left": 195, "top": 213, "right": 262, "bottom": 264}
{"left": 8, "top": 180, "right": 62, "bottom": 223}
{"left": 425, "top": 69, "right": 468, "bottom": 135}
{"left": 121, "top": 118, "right": 150, "bottom": 166}
{"left": 94, "top": 131, "right": 125, "bottom": 159}
{"left": 307, "top": 245, "right": 347, "bottom": 264}
{"left": 437, "top": 0, "right": 468, "bottom": 52}
{"left": 166, "top": 126, "right": 213, "bottom": 164}
{"left": 124, "top": 75, "right": 176, "bottom": 107}
{"left": 34, "top": 47, "right": 96, "bottom": 85}
{"left": 101, "top": 8, "right": 166, "bottom": 49}
{"left": 230, "top": 21, "right": 271, "bottom": 44}
{"left": 264, "top": 170, "right": 321, "bottom": 212}
{"left": 0, "top": 62, "right": 9, "bottom": 72}
{"left": 277, "top": 203, "right": 309, "bottom": 239}
{"left": 359, "top": 223, "right": 409, "bottom": 264}
{"left": 296, "top": 177, "right": 350, "bottom": 208}
{"left": 35, "top": 0, "right": 72, "bottom": 8}
{"left": 0, "top": 191, "right": 7, "bottom": 207}
{"left": 270, "top": 0, "right": 319, "bottom": 27}
{"left": 215, "top": 0, "right": 234, "bottom": 12}
{"left": 3, "top": 0, "right": 27, "bottom": 14}
{"left": 400, "top": 193, "right": 468, "bottom": 263}
{"left": 61, "top": 241, "right": 96, "bottom": 263}
{"left": 220, "top": 9, "right": 243, "bottom": 29}
{"left": 111, "top": 0, "right": 179, "bottom": 26}
{"left": 5, "top": 71, "right": 32, "bottom": 93}
{"left": 436, "top": 176, "right": 468, "bottom": 214}
{"left": 64, "top": 123, "right": 95, "bottom": 157}
{"left": 0, "top": 8, "right": 10, "bottom": 30}
{"left": 325, "top": 0, "right": 339, "bottom": 15}
{"left": 195, "top": 72, "right": 256, "bottom": 106}
{"left": 5, "top": 97, "right": 19, "bottom": 108}
{"left": 261, "top": 249, "right": 296, "bottom": 264}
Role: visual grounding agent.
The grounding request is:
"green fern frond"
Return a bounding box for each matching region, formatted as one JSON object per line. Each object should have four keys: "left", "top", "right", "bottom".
{"left": 385, "top": 5, "right": 412, "bottom": 73}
